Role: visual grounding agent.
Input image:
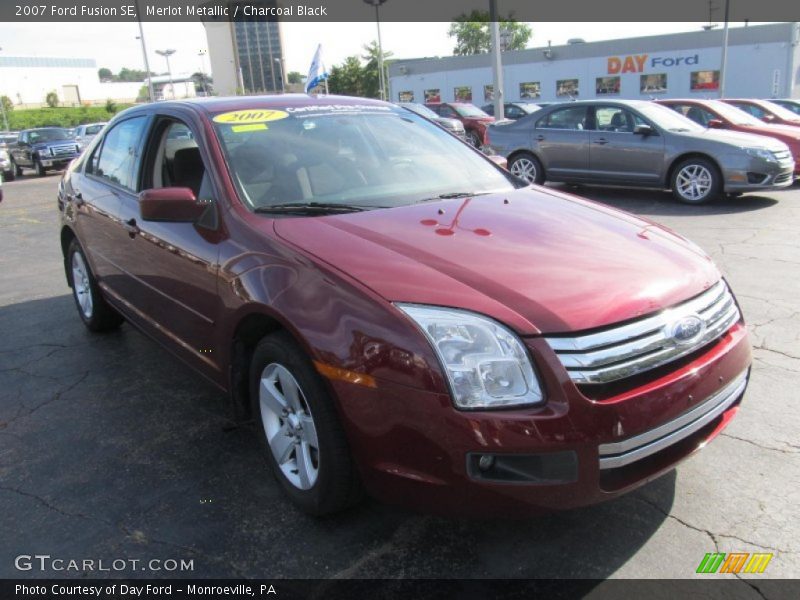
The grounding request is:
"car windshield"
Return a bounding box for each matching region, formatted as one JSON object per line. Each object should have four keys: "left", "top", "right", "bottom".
{"left": 758, "top": 100, "right": 800, "bottom": 122}
{"left": 704, "top": 101, "right": 764, "bottom": 126}
{"left": 29, "top": 128, "right": 70, "bottom": 143}
{"left": 775, "top": 101, "right": 800, "bottom": 115}
{"left": 454, "top": 104, "right": 490, "bottom": 118}
{"left": 85, "top": 124, "right": 104, "bottom": 135}
{"left": 212, "top": 105, "right": 517, "bottom": 213}
{"left": 399, "top": 103, "right": 440, "bottom": 120}
{"left": 636, "top": 103, "right": 705, "bottom": 132}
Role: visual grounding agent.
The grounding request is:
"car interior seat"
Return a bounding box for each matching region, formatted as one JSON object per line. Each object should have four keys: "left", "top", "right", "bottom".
{"left": 172, "top": 147, "right": 205, "bottom": 198}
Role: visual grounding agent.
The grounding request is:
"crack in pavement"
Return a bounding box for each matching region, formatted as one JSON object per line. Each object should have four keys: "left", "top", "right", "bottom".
{"left": 720, "top": 432, "right": 800, "bottom": 455}
{"left": 0, "top": 485, "right": 249, "bottom": 578}
{"left": 752, "top": 345, "right": 800, "bottom": 362}
{"left": 5, "top": 371, "right": 90, "bottom": 428}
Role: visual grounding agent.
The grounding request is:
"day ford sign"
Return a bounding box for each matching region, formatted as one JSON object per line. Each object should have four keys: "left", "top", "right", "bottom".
{"left": 608, "top": 54, "right": 700, "bottom": 74}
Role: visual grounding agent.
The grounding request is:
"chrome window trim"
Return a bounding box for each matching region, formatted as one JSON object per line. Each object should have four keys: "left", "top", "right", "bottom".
{"left": 545, "top": 281, "right": 741, "bottom": 384}
{"left": 598, "top": 370, "right": 748, "bottom": 469}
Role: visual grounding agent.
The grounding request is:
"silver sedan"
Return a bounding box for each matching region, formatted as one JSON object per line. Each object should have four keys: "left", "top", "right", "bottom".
{"left": 486, "top": 100, "right": 795, "bottom": 204}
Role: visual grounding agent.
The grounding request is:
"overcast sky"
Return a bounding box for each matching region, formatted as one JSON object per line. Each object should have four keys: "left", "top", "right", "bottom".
{"left": 0, "top": 21, "right": 767, "bottom": 78}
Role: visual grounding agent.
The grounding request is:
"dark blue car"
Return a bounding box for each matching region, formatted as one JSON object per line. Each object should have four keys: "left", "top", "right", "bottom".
{"left": 8, "top": 127, "right": 80, "bottom": 177}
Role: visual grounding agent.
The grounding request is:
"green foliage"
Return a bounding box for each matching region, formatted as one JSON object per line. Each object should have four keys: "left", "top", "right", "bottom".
{"left": 361, "top": 41, "right": 393, "bottom": 99}
{"left": 6, "top": 105, "right": 132, "bottom": 130}
{"left": 97, "top": 67, "right": 153, "bottom": 82}
{"left": 45, "top": 92, "right": 59, "bottom": 108}
{"left": 105, "top": 99, "right": 118, "bottom": 113}
{"left": 326, "top": 41, "right": 392, "bottom": 99}
{"left": 448, "top": 11, "right": 532, "bottom": 55}
{"left": 1, "top": 96, "right": 12, "bottom": 114}
{"left": 287, "top": 71, "right": 304, "bottom": 84}
{"left": 136, "top": 86, "right": 150, "bottom": 102}
{"left": 98, "top": 67, "right": 113, "bottom": 81}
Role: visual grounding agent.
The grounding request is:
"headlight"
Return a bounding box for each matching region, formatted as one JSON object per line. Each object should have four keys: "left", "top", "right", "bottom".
{"left": 745, "top": 148, "right": 775, "bottom": 162}
{"left": 397, "top": 304, "right": 545, "bottom": 409}
{"left": 0, "top": 149, "right": 8, "bottom": 161}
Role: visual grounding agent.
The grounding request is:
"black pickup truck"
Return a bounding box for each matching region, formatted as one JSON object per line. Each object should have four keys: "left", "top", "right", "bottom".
{"left": 8, "top": 127, "right": 81, "bottom": 177}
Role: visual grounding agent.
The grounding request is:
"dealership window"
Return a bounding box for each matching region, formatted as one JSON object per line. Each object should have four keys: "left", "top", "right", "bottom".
{"left": 483, "top": 85, "right": 494, "bottom": 102}
{"left": 556, "top": 79, "right": 579, "bottom": 97}
{"left": 690, "top": 70, "right": 720, "bottom": 91}
{"left": 640, "top": 73, "right": 667, "bottom": 94}
{"left": 519, "top": 82, "right": 540, "bottom": 99}
{"left": 596, "top": 76, "right": 620, "bottom": 95}
{"left": 424, "top": 89, "right": 441, "bottom": 103}
{"left": 537, "top": 105, "right": 587, "bottom": 130}
{"left": 398, "top": 91, "right": 414, "bottom": 102}
{"left": 454, "top": 86, "right": 472, "bottom": 102}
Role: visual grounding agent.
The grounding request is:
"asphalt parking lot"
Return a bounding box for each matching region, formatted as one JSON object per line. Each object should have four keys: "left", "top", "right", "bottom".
{"left": 1, "top": 173, "right": 798, "bottom": 585}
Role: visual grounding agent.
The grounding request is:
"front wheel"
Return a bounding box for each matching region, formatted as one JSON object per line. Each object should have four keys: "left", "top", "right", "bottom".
{"left": 12, "top": 159, "right": 22, "bottom": 178}
{"left": 466, "top": 130, "right": 482, "bottom": 148}
{"left": 67, "top": 239, "right": 123, "bottom": 332}
{"left": 4, "top": 168, "right": 15, "bottom": 182}
{"left": 34, "top": 158, "right": 47, "bottom": 177}
{"left": 250, "top": 332, "right": 361, "bottom": 515}
{"left": 509, "top": 152, "right": 545, "bottom": 184}
{"left": 671, "top": 158, "right": 721, "bottom": 204}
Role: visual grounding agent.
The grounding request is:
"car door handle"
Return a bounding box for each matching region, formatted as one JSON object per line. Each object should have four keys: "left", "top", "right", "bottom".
{"left": 593, "top": 138, "right": 608, "bottom": 145}
{"left": 536, "top": 135, "right": 545, "bottom": 141}
{"left": 123, "top": 218, "right": 140, "bottom": 238}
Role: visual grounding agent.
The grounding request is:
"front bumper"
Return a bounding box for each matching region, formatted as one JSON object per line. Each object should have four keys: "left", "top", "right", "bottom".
{"left": 723, "top": 159, "right": 795, "bottom": 192}
{"left": 328, "top": 321, "right": 751, "bottom": 516}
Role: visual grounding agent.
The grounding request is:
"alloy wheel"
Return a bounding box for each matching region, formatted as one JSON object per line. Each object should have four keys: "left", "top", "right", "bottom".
{"left": 71, "top": 251, "right": 94, "bottom": 319}
{"left": 676, "top": 164, "right": 712, "bottom": 201}
{"left": 259, "top": 363, "right": 320, "bottom": 490}
{"left": 511, "top": 157, "right": 537, "bottom": 183}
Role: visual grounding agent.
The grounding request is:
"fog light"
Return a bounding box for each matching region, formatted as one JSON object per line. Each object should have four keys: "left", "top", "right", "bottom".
{"left": 478, "top": 455, "right": 495, "bottom": 471}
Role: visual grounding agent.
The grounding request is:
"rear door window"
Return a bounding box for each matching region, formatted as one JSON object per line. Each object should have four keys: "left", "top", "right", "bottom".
{"left": 537, "top": 106, "right": 588, "bottom": 130}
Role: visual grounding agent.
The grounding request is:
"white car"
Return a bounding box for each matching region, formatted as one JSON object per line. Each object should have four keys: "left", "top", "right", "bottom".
{"left": 73, "top": 122, "right": 107, "bottom": 151}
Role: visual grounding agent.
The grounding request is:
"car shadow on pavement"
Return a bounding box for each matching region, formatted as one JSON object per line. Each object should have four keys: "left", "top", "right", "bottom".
{"left": 549, "top": 183, "right": 782, "bottom": 217}
{"left": 0, "top": 295, "right": 673, "bottom": 580}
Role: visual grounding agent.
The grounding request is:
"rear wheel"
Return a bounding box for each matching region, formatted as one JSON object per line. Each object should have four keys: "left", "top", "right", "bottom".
{"left": 250, "top": 332, "right": 361, "bottom": 515}
{"left": 67, "top": 239, "right": 123, "bottom": 332}
{"left": 4, "top": 168, "right": 15, "bottom": 182}
{"left": 466, "top": 130, "right": 482, "bottom": 148}
{"left": 671, "top": 157, "right": 721, "bottom": 204}
{"left": 509, "top": 152, "right": 545, "bottom": 184}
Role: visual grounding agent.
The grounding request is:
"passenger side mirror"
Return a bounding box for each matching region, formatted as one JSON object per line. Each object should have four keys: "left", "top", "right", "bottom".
{"left": 139, "top": 187, "right": 207, "bottom": 222}
{"left": 707, "top": 119, "right": 724, "bottom": 129}
{"left": 633, "top": 124, "right": 654, "bottom": 136}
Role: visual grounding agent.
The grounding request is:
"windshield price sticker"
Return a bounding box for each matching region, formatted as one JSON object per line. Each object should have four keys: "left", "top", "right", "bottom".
{"left": 213, "top": 110, "right": 289, "bottom": 125}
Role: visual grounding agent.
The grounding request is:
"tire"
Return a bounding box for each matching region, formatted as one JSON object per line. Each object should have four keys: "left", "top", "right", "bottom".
{"left": 509, "top": 152, "right": 545, "bottom": 184}
{"left": 4, "top": 169, "right": 15, "bottom": 182}
{"left": 670, "top": 157, "right": 721, "bottom": 204}
{"left": 466, "top": 130, "right": 482, "bottom": 148}
{"left": 35, "top": 158, "right": 47, "bottom": 177}
{"left": 250, "top": 331, "right": 361, "bottom": 515}
{"left": 67, "top": 239, "right": 123, "bottom": 332}
{"left": 12, "top": 159, "right": 22, "bottom": 178}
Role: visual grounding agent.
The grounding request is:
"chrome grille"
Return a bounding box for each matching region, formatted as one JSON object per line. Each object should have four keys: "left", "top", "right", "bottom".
{"left": 545, "top": 281, "right": 740, "bottom": 384}
{"left": 772, "top": 149, "right": 792, "bottom": 163}
{"left": 775, "top": 172, "right": 793, "bottom": 184}
{"left": 51, "top": 144, "right": 75, "bottom": 157}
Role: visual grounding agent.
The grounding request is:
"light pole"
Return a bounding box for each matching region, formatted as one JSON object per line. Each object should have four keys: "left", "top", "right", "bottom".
{"left": 718, "top": 0, "right": 730, "bottom": 98}
{"left": 134, "top": 0, "right": 154, "bottom": 102}
{"left": 489, "top": 0, "right": 504, "bottom": 121}
{"left": 198, "top": 50, "right": 209, "bottom": 96}
{"left": 273, "top": 58, "right": 285, "bottom": 93}
{"left": 156, "top": 49, "right": 176, "bottom": 99}
{"left": 0, "top": 47, "right": 9, "bottom": 130}
{"left": 363, "top": 0, "right": 388, "bottom": 101}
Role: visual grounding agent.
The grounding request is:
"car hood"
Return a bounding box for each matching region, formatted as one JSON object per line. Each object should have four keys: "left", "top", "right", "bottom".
{"left": 741, "top": 123, "right": 800, "bottom": 142}
{"left": 274, "top": 187, "right": 720, "bottom": 335}
{"left": 677, "top": 127, "right": 789, "bottom": 151}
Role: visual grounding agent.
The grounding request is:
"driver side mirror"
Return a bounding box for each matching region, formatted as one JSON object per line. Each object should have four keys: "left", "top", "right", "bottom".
{"left": 139, "top": 187, "right": 206, "bottom": 222}
{"left": 762, "top": 114, "right": 775, "bottom": 123}
{"left": 707, "top": 119, "right": 724, "bottom": 129}
{"left": 633, "top": 124, "right": 654, "bottom": 136}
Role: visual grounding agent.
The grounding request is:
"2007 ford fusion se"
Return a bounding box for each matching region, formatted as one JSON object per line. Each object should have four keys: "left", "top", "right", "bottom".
{"left": 58, "top": 95, "right": 751, "bottom": 516}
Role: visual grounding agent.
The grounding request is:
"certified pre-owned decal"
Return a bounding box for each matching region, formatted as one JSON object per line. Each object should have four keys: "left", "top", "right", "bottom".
{"left": 212, "top": 109, "right": 290, "bottom": 125}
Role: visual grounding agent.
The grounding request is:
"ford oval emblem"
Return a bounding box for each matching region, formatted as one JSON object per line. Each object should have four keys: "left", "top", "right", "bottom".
{"left": 671, "top": 315, "right": 705, "bottom": 345}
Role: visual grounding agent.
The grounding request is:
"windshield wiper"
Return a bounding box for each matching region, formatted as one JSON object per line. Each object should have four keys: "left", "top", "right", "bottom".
{"left": 418, "top": 191, "right": 488, "bottom": 202}
{"left": 254, "top": 202, "right": 371, "bottom": 215}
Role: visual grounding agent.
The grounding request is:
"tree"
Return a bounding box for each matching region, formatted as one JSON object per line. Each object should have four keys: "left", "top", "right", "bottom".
{"left": 287, "top": 71, "right": 304, "bottom": 85}
{"left": 45, "top": 91, "right": 59, "bottom": 108}
{"left": 117, "top": 67, "right": 151, "bottom": 82}
{"left": 98, "top": 68, "right": 114, "bottom": 82}
{"left": 327, "top": 56, "right": 366, "bottom": 97}
{"left": 191, "top": 72, "right": 213, "bottom": 95}
{"left": 361, "top": 41, "right": 393, "bottom": 99}
{"left": 1, "top": 95, "right": 13, "bottom": 114}
{"left": 448, "top": 11, "right": 531, "bottom": 55}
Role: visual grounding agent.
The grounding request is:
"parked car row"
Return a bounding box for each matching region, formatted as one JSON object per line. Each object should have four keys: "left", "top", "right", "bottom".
{"left": 486, "top": 98, "right": 798, "bottom": 204}
{"left": 0, "top": 122, "right": 107, "bottom": 179}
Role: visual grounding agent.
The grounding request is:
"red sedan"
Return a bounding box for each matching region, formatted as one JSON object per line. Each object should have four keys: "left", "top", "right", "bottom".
{"left": 425, "top": 102, "right": 495, "bottom": 148}
{"left": 722, "top": 99, "right": 800, "bottom": 128}
{"left": 658, "top": 98, "right": 800, "bottom": 176}
{"left": 57, "top": 95, "right": 751, "bottom": 516}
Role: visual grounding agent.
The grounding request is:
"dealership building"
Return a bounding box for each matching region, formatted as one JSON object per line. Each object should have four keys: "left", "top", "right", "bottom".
{"left": 388, "top": 22, "right": 800, "bottom": 105}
